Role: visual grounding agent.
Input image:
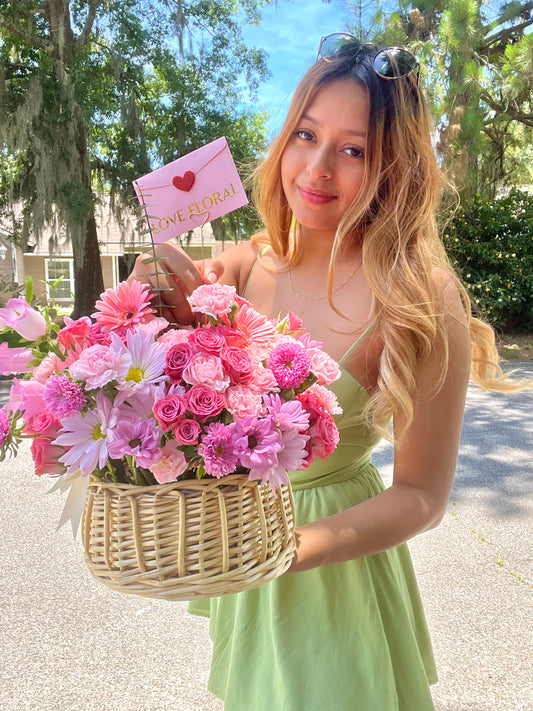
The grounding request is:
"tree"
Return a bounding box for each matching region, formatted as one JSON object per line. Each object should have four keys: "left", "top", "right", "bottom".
{"left": 354, "top": 1, "right": 533, "bottom": 200}
{"left": 0, "top": 1, "right": 271, "bottom": 317}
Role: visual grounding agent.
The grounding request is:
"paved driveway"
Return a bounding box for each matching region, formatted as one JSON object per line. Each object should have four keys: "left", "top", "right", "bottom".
{"left": 0, "top": 366, "right": 531, "bottom": 710}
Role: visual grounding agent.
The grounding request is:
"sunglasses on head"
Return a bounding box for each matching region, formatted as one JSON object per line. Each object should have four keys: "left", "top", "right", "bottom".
{"left": 317, "top": 33, "right": 419, "bottom": 82}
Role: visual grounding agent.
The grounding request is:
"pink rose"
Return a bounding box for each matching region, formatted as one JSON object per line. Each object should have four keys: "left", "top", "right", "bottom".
{"left": 186, "top": 384, "right": 225, "bottom": 420}
{"left": 31, "top": 353, "right": 65, "bottom": 383}
{"left": 309, "top": 415, "right": 340, "bottom": 460}
{"left": 57, "top": 316, "right": 92, "bottom": 350}
{"left": 153, "top": 394, "right": 187, "bottom": 432}
{"left": 307, "top": 348, "right": 341, "bottom": 385}
{"left": 0, "top": 297, "right": 47, "bottom": 340}
{"left": 221, "top": 347, "right": 252, "bottom": 384}
{"left": 190, "top": 327, "right": 226, "bottom": 354}
{"left": 173, "top": 418, "right": 202, "bottom": 445}
{"left": 225, "top": 385, "right": 263, "bottom": 418}
{"left": 165, "top": 343, "right": 194, "bottom": 381}
{"left": 149, "top": 440, "right": 188, "bottom": 484}
{"left": 6, "top": 379, "right": 46, "bottom": 422}
{"left": 30, "top": 437, "right": 66, "bottom": 477}
{"left": 182, "top": 353, "right": 230, "bottom": 391}
{"left": 24, "top": 409, "right": 61, "bottom": 438}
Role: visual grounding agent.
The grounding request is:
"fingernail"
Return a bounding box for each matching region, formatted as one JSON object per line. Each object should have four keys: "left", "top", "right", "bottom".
{"left": 207, "top": 271, "right": 217, "bottom": 283}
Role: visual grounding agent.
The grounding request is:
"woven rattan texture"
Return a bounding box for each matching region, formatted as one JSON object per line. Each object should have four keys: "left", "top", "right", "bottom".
{"left": 82, "top": 475, "right": 296, "bottom": 600}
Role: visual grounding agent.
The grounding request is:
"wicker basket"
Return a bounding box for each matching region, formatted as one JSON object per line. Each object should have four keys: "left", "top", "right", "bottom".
{"left": 81, "top": 474, "right": 296, "bottom": 601}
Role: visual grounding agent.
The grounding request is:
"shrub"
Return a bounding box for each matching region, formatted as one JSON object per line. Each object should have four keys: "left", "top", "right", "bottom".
{"left": 444, "top": 189, "right": 533, "bottom": 330}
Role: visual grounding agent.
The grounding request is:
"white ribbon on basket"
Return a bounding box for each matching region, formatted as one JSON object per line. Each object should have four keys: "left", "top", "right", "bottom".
{"left": 47, "top": 470, "right": 89, "bottom": 538}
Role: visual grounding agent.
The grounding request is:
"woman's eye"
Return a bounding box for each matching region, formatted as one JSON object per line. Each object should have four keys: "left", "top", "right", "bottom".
{"left": 344, "top": 146, "right": 364, "bottom": 158}
{"left": 295, "top": 129, "right": 314, "bottom": 142}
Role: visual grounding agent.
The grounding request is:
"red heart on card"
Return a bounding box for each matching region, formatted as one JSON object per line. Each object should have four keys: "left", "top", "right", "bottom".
{"left": 172, "top": 171, "right": 195, "bottom": 192}
{"left": 190, "top": 210, "right": 209, "bottom": 228}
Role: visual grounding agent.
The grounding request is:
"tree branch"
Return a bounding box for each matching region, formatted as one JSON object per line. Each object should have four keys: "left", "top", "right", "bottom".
{"left": 483, "top": 15, "right": 533, "bottom": 50}
{"left": 483, "top": 1, "right": 533, "bottom": 33}
{"left": 0, "top": 13, "right": 53, "bottom": 53}
{"left": 77, "top": 0, "right": 100, "bottom": 48}
{"left": 481, "top": 91, "right": 533, "bottom": 128}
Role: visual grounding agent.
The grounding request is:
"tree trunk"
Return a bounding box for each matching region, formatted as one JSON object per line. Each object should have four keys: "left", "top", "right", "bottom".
{"left": 70, "top": 211, "right": 104, "bottom": 319}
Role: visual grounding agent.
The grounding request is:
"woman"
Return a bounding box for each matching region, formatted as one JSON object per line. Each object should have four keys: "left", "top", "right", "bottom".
{"left": 130, "top": 35, "right": 514, "bottom": 711}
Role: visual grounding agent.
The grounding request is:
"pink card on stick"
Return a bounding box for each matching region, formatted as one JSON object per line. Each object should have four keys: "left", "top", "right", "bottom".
{"left": 133, "top": 137, "right": 248, "bottom": 243}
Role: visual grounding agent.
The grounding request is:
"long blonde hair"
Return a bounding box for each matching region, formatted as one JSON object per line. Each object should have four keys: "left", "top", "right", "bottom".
{"left": 253, "top": 45, "right": 523, "bottom": 439}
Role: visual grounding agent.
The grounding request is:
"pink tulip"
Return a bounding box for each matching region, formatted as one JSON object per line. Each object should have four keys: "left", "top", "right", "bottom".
{"left": 0, "top": 342, "right": 33, "bottom": 375}
{"left": 0, "top": 297, "right": 47, "bottom": 340}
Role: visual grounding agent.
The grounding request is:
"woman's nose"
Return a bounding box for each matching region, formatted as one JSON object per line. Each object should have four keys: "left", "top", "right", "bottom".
{"left": 306, "top": 147, "right": 333, "bottom": 181}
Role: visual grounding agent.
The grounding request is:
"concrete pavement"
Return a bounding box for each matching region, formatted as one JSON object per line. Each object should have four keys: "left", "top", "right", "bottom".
{"left": 0, "top": 365, "right": 531, "bottom": 711}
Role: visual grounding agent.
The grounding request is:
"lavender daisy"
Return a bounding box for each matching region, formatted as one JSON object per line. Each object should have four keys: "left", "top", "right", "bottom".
{"left": 107, "top": 416, "right": 162, "bottom": 469}
{"left": 54, "top": 391, "right": 117, "bottom": 477}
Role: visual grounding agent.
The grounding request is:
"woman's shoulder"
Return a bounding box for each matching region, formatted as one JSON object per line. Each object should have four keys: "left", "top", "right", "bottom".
{"left": 216, "top": 240, "right": 263, "bottom": 292}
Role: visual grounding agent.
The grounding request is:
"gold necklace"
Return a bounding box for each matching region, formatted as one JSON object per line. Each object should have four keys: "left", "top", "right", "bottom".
{"left": 288, "top": 261, "right": 362, "bottom": 301}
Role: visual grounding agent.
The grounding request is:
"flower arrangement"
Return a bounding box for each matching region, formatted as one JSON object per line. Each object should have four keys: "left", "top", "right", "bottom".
{"left": 0, "top": 280, "right": 342, "bottom": 494}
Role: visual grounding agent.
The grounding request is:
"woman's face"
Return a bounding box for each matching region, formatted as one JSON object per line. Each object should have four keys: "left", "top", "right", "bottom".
{"left": 281, "top": 77, "right": 369, "bottom": 239}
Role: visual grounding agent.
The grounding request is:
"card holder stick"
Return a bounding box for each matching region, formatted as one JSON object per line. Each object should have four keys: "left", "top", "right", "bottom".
{"left": 133, "top": 181, "right": 180, "bottom": 325}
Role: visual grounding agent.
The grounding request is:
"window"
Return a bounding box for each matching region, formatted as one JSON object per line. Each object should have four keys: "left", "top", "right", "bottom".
{"left": 45, "top": 259, "right": 74, "bottom": 303}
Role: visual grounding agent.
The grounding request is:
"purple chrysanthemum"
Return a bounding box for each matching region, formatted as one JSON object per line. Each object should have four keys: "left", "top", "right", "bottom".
{"left": 107, "top": 417, "right": 162, "bottom": 468}
{"left": 43, "top": 375, "right": 87, "bottom": 419}
{"left": 267, "top": 342, "right": 311, "bottom": 389}
{"left": 0, "top": 409, "right": 11, "bottom": 447}
{"left": 198, "top": 422, "right": 238, "bottom": 478}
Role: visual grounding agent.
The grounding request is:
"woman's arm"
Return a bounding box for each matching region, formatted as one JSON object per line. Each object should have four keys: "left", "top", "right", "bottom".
{"left": 288, "top": 273, "right": 472, "bottom": 572}
{"left": 127, "top": 239, "right": 256, "bottom": 323}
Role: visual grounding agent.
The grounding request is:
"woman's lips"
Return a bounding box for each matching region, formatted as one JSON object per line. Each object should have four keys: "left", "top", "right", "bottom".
{"left": 298, "top": 186, "right": 337, "bottom": 205}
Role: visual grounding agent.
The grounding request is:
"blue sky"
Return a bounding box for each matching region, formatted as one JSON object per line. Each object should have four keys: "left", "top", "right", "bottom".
{"left": 241, "top": 1, "right": 350, "bottom": 137}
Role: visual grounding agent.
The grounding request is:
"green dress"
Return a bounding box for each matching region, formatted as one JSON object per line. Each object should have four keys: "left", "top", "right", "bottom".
{"left": 188, "top": 335, "right": 438, "bottom": 710}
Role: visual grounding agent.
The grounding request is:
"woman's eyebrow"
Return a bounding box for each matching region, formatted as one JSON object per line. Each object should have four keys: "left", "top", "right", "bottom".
{"left": 301, "top": 112, "right": 367, "bottom": 138}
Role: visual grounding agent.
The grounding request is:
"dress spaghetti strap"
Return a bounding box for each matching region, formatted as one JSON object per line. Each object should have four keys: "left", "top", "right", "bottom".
{"left": 241, "top": 245, "right": 269, "bottom": 298}
{"left": 339, "top": 321, "right": 376, "bottom": 365}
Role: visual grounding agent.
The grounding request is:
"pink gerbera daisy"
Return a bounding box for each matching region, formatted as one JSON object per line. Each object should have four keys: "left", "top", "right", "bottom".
{"left": 234, "top": 303, "right": 276, "bottom": 351}
{"left": 92, "top": 280, "right": 155, "bottom": 333}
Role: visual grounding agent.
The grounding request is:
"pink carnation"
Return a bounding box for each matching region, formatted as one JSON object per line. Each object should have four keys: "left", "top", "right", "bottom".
{"left": 225, "top": 385, "right": 263, "bottom": 418}
{"left": 158, "top": 328, "right": 191, "bottom": 350}
{"left": 69, "top": 343, "right": 132, "bottom": 389}
{"left": 307, "top": 347, "right": 341, "bottom": 385}
{"left": 149, "top": 440, "right": 188, "bottom": 484}
{"left": 187, "top": 283, "right": 237, "bottom": 319}
{"left": 182, "top": 353, "right": 230, "bottom": 391}
{"left": 304, "top": 383, "right": 342, "bottom": 415}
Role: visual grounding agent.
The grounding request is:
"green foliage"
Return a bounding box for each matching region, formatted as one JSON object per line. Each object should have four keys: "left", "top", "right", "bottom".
{"left": 444, "top": 190, "right": 533, "bottom": 329}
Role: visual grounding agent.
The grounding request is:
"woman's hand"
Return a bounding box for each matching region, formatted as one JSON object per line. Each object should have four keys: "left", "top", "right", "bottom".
{"left": 127, "top": 239, "right": 224, "bottom": 325}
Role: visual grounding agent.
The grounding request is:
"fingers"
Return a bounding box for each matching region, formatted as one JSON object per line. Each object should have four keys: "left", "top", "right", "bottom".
{"left": 197, "top": 258, "right": 225, "bottom": 284}
{"left": 127, "top": 240, "right": 205, "bottom": 325}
